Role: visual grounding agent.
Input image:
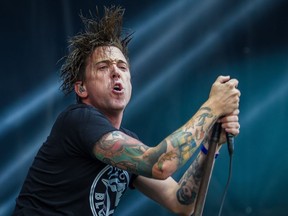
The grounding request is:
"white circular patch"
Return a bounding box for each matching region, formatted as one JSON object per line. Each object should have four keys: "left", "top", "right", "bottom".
{"left": 89, "top": 165, "right": 130, "bottom": 216}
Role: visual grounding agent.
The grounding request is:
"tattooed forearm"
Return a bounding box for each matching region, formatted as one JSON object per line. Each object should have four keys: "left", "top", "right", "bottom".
{"left": 169, "top": 130, "right": 197, "bottom": 165}
{"left": 157, "top": 106, "right": 215, "bottom": 171}
{"left": 154, "top": 130, "right": 197, "bottom": 173}
{"left": 176, "top": 154, "right": 204, "bottom": 205}
{"left": 185, "top": 106, "right": 217, "bottom": 144}
{"left": 196, "top": 108, "right": 213, "bottom": 127}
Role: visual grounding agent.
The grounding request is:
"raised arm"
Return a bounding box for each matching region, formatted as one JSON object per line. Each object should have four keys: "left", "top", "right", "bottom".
{"left": 94, "top": 105, "right": 216, "bottom": 179}
{"left": 132, "top": 110, "right": 240, "bottom": 216}
{"left": 93, "top": 75, "right": 240, "bottom": 179}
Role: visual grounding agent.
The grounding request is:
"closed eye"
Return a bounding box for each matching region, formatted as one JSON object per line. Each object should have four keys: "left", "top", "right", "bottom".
{"left": 97, "top": 63, "right": 109, "bottom": 71}
{"left": 118, "top": 63, "right": 128, "bottom": 71}
{"left": 100, "top": 66, "right": 108, "bottom": 70}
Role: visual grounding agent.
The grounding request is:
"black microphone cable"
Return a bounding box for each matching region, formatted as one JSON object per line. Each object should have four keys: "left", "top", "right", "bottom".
{"left": 217, "top": 133, "right": 234, "bottom": 216}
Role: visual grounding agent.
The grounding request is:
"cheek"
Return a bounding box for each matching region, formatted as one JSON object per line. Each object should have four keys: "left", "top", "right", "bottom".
{"left": 127, "top": 80, "right": 132, "bottom": 95}
{"left": 124, "top": 75, "right": 132, "bottom": 93}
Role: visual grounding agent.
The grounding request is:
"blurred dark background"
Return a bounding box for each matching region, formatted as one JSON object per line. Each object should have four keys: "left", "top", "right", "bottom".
{"left": 1, "top": 0, "right": 288, "bottom": 215}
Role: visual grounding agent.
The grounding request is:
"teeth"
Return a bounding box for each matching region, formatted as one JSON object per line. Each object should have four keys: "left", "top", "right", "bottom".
{"left": 114, "top": 85, "right": 121, "bottom": 91}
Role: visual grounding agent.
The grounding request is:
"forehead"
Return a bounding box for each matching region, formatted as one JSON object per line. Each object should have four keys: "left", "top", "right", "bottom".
{"left": 91, "top": 46, "right": 127, "bottom": 63}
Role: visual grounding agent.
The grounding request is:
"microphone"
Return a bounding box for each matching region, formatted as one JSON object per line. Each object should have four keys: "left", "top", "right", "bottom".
{"left": 226, "top": 133, "right": 234, "bottom": 155}
{"left": 217, "top": 132, "right": 235, "bottom": 216}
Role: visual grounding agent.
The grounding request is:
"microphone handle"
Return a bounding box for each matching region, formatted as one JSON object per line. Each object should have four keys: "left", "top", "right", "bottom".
{"left": 226, "top": 133, "right": 234, "bottom": 155}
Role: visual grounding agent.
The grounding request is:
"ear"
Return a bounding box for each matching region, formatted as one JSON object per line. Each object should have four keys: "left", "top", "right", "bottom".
{"left": 75, "top": 81, "right": 88, "bottom": 99}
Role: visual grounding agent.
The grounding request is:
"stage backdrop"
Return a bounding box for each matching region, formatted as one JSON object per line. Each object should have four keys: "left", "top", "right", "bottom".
{"left": 1, "top": 0, "right": 288, "bottom": 215}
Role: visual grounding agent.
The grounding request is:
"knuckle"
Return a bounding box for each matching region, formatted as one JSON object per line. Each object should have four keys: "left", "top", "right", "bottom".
{"left": 227, "top": 82, "right": 234, "bottom": 88}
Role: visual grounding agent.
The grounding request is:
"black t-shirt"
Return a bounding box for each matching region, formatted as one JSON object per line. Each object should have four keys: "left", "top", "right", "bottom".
{"left": 13, "top": 103, "right": 139, "bottom": 216}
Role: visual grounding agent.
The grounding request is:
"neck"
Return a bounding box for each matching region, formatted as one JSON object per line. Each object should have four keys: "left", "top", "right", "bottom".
{"left": 81, "top": 101, "right": 124, "bottom": 129}
{"left": 104, "top": 111, "right": 123, "bottom": 129}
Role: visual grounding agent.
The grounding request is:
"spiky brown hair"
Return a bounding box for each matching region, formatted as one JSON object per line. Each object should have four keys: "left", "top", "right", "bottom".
{"left": 60, "top": 5, "right": 133, "bottom": 95}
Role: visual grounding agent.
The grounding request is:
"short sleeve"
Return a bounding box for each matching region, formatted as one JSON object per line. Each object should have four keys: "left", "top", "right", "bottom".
{"left": 59, "top": 104, "right": 118, "bottom": 157}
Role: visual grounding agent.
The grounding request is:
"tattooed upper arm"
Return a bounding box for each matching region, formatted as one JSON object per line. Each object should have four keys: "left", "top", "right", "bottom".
{"left": 93, "top": 130, "right": 157, "bottom": 177}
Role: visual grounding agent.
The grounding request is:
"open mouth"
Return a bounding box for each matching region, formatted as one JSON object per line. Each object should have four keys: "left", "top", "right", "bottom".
{"left": 113, "top": 83, "right": 124, "bottom": 93}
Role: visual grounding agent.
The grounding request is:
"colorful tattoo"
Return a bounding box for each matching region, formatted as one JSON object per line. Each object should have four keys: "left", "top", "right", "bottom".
{"left": 186, "top": 106, "right": 217, "bottom": 143}
{"left": 95, "top": 131, "right": 167, "bottom": 177}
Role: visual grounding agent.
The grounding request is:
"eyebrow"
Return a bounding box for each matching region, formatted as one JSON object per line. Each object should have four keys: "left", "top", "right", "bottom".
{"left": 94, "top": 59, "right": 129, "bottom": 68}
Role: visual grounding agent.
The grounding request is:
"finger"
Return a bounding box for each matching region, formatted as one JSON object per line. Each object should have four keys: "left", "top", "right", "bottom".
{"left": 223, "top": 122, "right": 240, "bottom": 134}
{"left": 231, "top": 109, "right": 240, "bottom": 115}
{"left": 227, "top": 78, "right": 239, "bottom": 88}
{"left": 235, "top": 88, "right": 241, "bottom": 97}
{"left": 221, "top": 121, "right": 240, "bottom": 129}
{"left": 224, "top": 126, "right": 240, "bottom": 136}
{"left": 218, "top": 112, "right": 239, "bottom": 123}
{"left": 216, "top": 75, "right": 230, "bottom": 84}
{"left": 226, "top": 109, "right": 240, "bottom": 117}
{"left": 223, "top": 115, "right": 239, "bottom": 123}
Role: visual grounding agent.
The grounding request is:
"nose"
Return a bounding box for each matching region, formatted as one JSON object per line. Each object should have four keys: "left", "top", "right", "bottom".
{"left": 110, "top": 63, "right": 121, "bottom": 79}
